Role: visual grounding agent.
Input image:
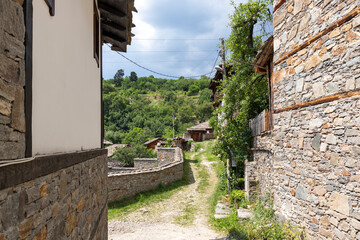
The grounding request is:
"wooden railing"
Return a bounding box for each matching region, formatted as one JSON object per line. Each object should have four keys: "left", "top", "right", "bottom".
{"left": 249, "top": 109, "right": 270, "bottom": 136}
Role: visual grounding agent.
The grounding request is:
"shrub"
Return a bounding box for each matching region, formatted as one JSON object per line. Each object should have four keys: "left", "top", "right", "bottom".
{"left": 111, "top": 144, "right": 156, "bottom": 167}
{"left": 230, "top": 189, "right": 245, "bottom": 205}
{"left": 187, "top": 84, "right": 200, "bottom": 96}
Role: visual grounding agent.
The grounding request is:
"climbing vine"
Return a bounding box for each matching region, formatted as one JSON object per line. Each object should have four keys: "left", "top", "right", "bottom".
{"left": 211, "top": 0, "right": 273, "bottom": 183}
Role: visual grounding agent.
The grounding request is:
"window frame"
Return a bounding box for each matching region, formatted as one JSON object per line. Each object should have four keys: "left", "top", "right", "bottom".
{"left": 93, "top": 0, "right": 100, "bottom": 68}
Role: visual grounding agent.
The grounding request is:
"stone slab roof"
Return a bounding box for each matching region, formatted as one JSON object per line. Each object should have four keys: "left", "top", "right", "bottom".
{"left": 143, "top": 137, "right": 165, "bottom": 146}
{"left": 187, "top": 121, "right": 212, "bottom": 132}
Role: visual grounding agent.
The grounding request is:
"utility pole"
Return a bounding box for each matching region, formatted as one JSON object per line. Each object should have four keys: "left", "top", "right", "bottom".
{"left": 172, "top": 113, "right": 175, "bottom": 139}
{"left": 221, "top": 37, "right": 231, "bottom": 194}
{"left": 221, "top": 38, "right": 226, "bottom": 82}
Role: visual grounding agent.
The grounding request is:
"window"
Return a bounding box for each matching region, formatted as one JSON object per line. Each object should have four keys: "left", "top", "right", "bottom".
{"left": 94, "top": 0, "right": 100, "bottom": 67}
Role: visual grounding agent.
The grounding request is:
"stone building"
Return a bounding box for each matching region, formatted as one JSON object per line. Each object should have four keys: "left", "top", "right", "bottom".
{"left": 0, "top": 0, "right": 135, "bottom": 239}
{"left": 144, "top": 137, "right": 166, "bottom": 150}
{"left": 186, "top": 121, "right": 214, "bottom": 142}
{"left": 248, "top": 0, "right": 360, "bottom": 239}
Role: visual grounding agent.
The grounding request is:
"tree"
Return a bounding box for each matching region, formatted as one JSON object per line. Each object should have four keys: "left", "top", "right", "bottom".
{"left": 198, "top": 89, "right": 212, "bottom": 104}
{"left": 130, "top": 71, "right": 138, "bottom": 82}
{"left": 187, "top": 84, "right": 200, "bottom": 96}
{"left": 212, "top": 0, "right": 273, "bottom": 190}
{"left": 114, "top": 69, "right": 124, "bottom": 87}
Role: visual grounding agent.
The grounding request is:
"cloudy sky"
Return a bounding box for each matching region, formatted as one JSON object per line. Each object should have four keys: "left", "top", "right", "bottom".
{"left": 102, "top": 0, "right": 245, "bottom": 80}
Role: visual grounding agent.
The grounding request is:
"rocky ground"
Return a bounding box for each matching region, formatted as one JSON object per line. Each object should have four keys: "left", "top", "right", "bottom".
{"left": 108, "top": 145, "right": 228, "bottom": 240}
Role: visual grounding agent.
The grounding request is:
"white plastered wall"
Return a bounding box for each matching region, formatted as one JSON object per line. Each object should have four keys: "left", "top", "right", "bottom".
{"left": 32, "top": 0, "right": 101, "bottom": 155}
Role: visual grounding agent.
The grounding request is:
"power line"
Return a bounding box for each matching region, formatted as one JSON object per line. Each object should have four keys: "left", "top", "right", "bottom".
{"left": 104, "top": 50, "right": 218, "bottom": 53}
{"left": 104, "top": 59, "right": 216, "bottom": 64}
{"left": 208, "top": 52, "right": 220, "bottom": 79}
{"left": 132, "top": 38, "right": 219, "bottom": 41}
{"left": 106, "top": 43, "right": 214, "bottom": 79}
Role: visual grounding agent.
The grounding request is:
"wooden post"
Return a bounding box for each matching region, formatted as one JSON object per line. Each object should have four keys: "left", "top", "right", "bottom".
{"left": 221, "top": 38, "right": 231, "bottom": 193}
{"left": 227, "top": 158, "right": 231, "bottom": 194}
{"left": 245, "top": 159, "right": 249, "bottom": 199}
{"left": 172, "top": 113, "right": 175, "bottom": 139}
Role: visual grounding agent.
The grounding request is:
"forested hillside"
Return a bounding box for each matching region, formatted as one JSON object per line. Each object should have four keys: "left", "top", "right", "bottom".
{"left": 103, "top": 70, "right": 214, "bottom": 145}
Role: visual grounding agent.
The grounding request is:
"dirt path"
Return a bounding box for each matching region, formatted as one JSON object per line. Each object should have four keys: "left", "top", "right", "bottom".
{"left": 108, "top": 147, "right": 227, "bottom": 240}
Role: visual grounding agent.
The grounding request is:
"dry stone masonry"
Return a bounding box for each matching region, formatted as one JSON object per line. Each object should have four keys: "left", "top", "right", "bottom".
{"left": 249, "top": 0, "right": 360, "bottom": 239}
{"left": 108, "top": 148, "right": 184, "bottom": 202}
{"left": 0, "top": 153, "right": 108, "bottom": 240}
{"left": 0, "top": 0, "right": 26, "bottom": 160}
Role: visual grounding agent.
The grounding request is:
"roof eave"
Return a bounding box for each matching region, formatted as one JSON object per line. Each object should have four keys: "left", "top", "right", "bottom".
{"left": 253, "top": 36, "right": 274, "bottom": 74}
{"left": 99, "top": 0, "right": 136, "bottom": 52}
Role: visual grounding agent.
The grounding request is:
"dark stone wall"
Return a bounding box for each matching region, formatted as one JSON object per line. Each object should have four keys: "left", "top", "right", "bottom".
{"left": 0, "top": 153, "right": 108, "bottom": 239}
{"left": 0, "top": 0, "right": 26, "bottom": 160}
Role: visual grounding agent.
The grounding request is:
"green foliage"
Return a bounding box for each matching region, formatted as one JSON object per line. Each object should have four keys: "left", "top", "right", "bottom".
{"left": 229, "top": 189, "right": 245, "bottom": 204}
{"left": 237, "top": 178, "right": 245, "bottom": 190}
{"left": 130, "top": 71, "right": 138, "bottom": 82}
{"left": 212, "top": 0, "right": 273, "bottom": 189}
{"left": 187, "top": 84, "right": 200, "bottom": 96}
{"left": 103, "top": 73, "right": 214, "bottom": 145}
{"left": 213, "top": 195, "right": 305, "bottom": 239}
{"left": 114, "top": 69, "right": 124, "bottom": 87}
{"left": 111, "top": 144, "right": 156, "bottom": 167}
{"left": 197, "top": 89, "right": 212, "bottom": 104}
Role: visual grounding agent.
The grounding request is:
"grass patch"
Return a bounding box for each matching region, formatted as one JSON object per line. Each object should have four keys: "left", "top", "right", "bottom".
{"left": 212, "top": 198, "right": 305, "bottom": 239}
{"left": 108, "top": 157, "right": 193, "bottom": 220}
{"left": 208, "top": 153, "right": 305, "bottom": 239}
{"left": 196, "top": 165, "right": 210, "bottom": 192}
{"left": 174, "top": 200, "right": 196, "bottom": 226}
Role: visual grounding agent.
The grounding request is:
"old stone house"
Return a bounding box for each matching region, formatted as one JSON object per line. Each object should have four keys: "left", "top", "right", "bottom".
{"left": 248, "top": 0, "right": 360, "bottom": 239}
{"left": 186, "top": 121, "right": 214, "bottom": 142}
{"left": 144, "top": 137, "right": 166, "bottom": 150}
{"left": 0, "top": 0, "right": 135, "bottom": 239}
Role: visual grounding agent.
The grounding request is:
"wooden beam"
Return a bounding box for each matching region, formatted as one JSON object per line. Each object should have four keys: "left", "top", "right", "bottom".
{"left": 25, "top": 0, "right": 33, "bottom": 157}
{"left": 274, "top": 90, "right": 360, "bottom": 114}
{"left": 44, "top": 0, "right": 55, "bottom": 16}
{"left": 103, "top": 30, "right": 127, "bottom": 43}
{"left": 98, "top": 2, "right": 126, "bottom": 18}
{"left": 273, "top": 0, "right": 286, "bottom": 13}
{"left": 101, "top": 20, "right": 126, "bottom": 32}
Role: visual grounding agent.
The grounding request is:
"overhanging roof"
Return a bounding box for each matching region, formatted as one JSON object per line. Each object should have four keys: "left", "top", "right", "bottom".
{"left": 253, "top": 36, "right": 273, "bottom": 74}
{"left": 99, "top": 0, "right": 137, "bottom": 52}
{"left": 187, "top": 121, "right": 212, "bottom": 132}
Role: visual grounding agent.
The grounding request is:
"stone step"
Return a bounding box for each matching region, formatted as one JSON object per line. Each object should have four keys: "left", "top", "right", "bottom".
{"left": 237, "top": 207, "right": 253, "bottom": 219}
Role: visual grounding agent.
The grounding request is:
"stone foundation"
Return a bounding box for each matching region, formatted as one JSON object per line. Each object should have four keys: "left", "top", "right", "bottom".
{"left": 0, "top": 149, "right": 108, "bottom": 239}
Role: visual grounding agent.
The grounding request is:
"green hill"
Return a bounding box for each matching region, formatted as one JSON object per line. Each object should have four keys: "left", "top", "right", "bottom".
{"left": 103, "top": 71, "right": 214, "bottom": 145}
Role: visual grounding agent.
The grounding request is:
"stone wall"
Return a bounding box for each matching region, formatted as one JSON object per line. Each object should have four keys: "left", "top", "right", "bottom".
{"left": 271, "top": 95, "right": 360, "bottom": 239}
{"left": 248, "top": 1, "right": 360, "bottom": 239}
{"left": 134, "top": 158, "right": 158, "bottom": 169}
{"left": 108, "top": 148, "right": 184, "bottom": 202}
{"left": 248, "top": 133, "right": 274, "bottom": 198}
{"left": 0, "top": 0, "right": 26, "bottom": 160}
{"left": 0, "top": 150, "right": 108, "bottom": 240}
{"left": 157, "top": 147, "right": 177, "bottom": 166}
{"left": 273, "top": 1, "right": 360, "bottom": 110}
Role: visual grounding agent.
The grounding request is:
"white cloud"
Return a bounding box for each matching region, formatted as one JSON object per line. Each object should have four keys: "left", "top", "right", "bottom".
{"left": 103, "top": 0, "right": 246, "bottom": 79}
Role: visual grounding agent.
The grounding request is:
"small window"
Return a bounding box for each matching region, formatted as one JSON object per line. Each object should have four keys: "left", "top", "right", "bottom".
{"left": 94, "top": 0, "right": 100, "bottom": 67}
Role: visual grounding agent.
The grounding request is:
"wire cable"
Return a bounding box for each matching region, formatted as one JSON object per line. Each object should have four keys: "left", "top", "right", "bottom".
{"left": 106, "top": 43, "right": 215, "bottom": 79}
{"left": 132, "top": 38, "right": 219, "bottom": 41}
{"left": 208, "top": 52, "right": 220, "bottom": 78}
{"left": 104, "top": 50, "right": 218, "bottom": 53}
